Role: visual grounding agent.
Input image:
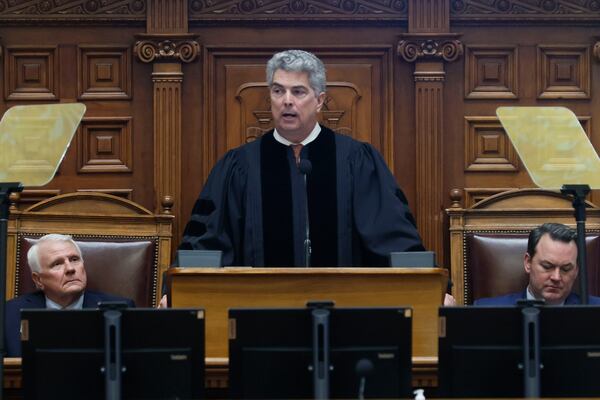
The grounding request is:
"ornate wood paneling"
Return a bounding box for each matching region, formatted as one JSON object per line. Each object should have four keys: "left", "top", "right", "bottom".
{"left": 464, "top": 116, "right": 519, "bottom": 172}
{"left": 77, "top": 117, "right": 133, "bottom": 173}
{"left": 537, "top": 44, "right": 590, "bottom": 99}
{"left": 188, "top": 0, "right": 408, "bottom": 22}
{"left": 77, "top": 188, "right": 133, "bottom": 199}
{"left": 408, "top": 0, "right": 449, "bottom": 32}
{"left": 148, "top": 0, "right": 187, "bottom": 33}
{"left": 0, "top": 0, "right": 146, "bottom": 23}
{"left": 450, "top": 0, "right": 600, "bottom": 22}
{"left": 2, "top": 0, "right": 600, "bottom": 268}
{"left": 78, "top": 45, "right": 131, "bottom": 100}
{"left": 465, "top": 45, "right": 518, "bottom": 99}
{"left": 3, "top": 46, "right": 58, "bottom": 100}
{"left": 463, "top": 187, "right": 516, "bottom": 208}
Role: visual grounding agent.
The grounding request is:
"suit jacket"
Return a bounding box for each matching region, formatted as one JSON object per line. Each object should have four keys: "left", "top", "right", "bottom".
{"left": 4, "top": 290, "right": 135, "bottom": 357}
{"left": 475, "top": 290, "right": 600, "bottom": 306}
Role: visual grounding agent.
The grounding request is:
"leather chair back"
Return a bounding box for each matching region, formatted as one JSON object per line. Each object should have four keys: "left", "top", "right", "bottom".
{"left": 447, "top": 189, "right": 600, "bottom": 304}
{"left": 465, "top": 232, "right": 600, "bottom": 304}
{"left": 17, "top": 237, "right": 156, "bottom": 307}
{"left": 7, "top": 192, "right": 173, "bottom": 307}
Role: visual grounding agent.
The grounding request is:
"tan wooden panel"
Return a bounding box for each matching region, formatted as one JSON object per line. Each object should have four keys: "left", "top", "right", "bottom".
{"left": 168, "top": 267, "right": 448, "bottom": 359}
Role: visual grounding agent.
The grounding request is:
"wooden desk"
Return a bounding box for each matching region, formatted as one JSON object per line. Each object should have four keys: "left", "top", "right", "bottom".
{"left": 168, "top": 267, "right": 448, "bottom": 360}
{"left": 3, "top": 356, "right": 438, "bottom": 397}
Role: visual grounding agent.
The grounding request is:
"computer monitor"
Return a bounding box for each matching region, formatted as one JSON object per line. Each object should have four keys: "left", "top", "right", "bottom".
{"left": 228, "top": 306, "right": 412, "bottom": 399}
{"left": 439, "top": 306, "right": 600, "bottom": 398}
{"left": 21, "top": 308, "right": 205, "bottom": 400}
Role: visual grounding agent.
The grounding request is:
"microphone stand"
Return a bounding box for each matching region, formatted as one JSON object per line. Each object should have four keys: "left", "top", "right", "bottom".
{"left": 0, "top": 183, "right": 23, "bottom": 400}
{"left": 561, "top": 184, "right": 590, "bottom": 304}
{"left": 298, "top": 159, "right": 312, "bottom": 268}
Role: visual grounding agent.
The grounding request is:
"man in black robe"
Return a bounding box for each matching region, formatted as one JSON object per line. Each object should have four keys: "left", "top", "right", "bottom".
{"left": 179, "top": 49, "right": 425, "bottom": 267}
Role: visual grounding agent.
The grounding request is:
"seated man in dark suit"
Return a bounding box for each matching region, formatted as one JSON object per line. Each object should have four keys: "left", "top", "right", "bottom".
{"left": 476, "top": 223, "right": 600, "bottom": 306}
{"left": 4, "top": 233, "right": 134, "bottom": 357}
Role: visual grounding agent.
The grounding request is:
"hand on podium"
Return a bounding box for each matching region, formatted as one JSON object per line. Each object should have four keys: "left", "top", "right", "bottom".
{"left": 158, "top": 294, "right": 168, "bottom": 308}
{"left": 444, "top": 293, "right": 456, "bottom": 306}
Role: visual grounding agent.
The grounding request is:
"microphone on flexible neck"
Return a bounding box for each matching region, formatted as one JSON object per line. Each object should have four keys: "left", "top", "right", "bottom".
{"left": 298, "top": 159, "right": 312, "bottom": 267}
{"left": 298, "top": 159, "right": 312, "bottom": 175}
{"left": 355, "top": 358, "right": 374, "bottom": 400}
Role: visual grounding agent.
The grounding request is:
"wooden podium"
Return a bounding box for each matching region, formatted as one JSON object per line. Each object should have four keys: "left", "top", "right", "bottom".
{"left": 168, "top": 267, "right": 448, "bottom": 362}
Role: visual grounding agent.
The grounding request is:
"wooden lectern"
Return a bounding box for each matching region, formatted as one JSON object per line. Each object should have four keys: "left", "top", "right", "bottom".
{"left": 168, "top": 267, "right": 447, "bottom": 362}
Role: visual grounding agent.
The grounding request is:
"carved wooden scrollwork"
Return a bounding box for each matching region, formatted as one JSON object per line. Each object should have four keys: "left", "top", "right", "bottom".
{"left": 594, "top": 41, "right": 600, "bottom": 61}
{"left": 134, "top": 34, "right": 200, "bottom": 63}
{"left": 451, "top": 0, "right": 600, "bottom": 17}
{"left": 397, "top": 35, "right": 463, "bottom": 63}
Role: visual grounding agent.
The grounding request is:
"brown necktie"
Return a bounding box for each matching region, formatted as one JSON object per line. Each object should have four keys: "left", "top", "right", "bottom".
{"left": 291, "top": 143, "right": 303, "bottom": 166}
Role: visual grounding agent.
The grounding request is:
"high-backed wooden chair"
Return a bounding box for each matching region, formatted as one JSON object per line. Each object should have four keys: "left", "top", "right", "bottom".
{"left": 6, "top": 192, "right": 173, "bottom": 307}
{"left": 447, "top": 189, "right": 600, "bottom": 305}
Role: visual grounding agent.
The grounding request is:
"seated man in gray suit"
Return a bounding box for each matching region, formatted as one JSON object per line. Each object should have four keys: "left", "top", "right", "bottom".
{"left": 476, "top": 223, "right": 600, "bottom": 306}
{"left": 4, "top": 233, "right": 134, "bottom": 357}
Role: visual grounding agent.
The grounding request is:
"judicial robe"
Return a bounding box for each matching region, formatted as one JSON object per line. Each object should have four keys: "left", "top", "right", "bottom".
{"left": 180, "top": 125, "right": 424, "bottom": 267}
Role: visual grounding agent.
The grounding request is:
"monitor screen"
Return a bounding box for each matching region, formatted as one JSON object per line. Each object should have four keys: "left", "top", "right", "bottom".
{"left": 228, "top": 306, "right": 412, "bottom": 399}
{"left": 21, "top": 308, "right": 205, "bottom": 400}
{"left": 439, "top": 306, "right": 600, "bottom": 398}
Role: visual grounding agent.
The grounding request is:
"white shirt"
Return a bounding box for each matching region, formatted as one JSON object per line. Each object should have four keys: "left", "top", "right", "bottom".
{"left": 526, "top": 285, "right": 565, "bottom": 306}
{"left": 45, "top": 293, "right": 85, "bottom": 310}
{"left": 273, "top": 123, "right": 321, "bottom": 146}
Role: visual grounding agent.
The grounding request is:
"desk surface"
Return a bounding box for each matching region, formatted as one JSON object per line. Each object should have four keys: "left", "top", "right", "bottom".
{"left": 168, "top": 267, "right": 448, "bottom": 359}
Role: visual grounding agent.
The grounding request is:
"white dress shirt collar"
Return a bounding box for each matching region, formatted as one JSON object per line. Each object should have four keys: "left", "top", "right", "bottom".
{"left": 45, "top": 292, "right": 85, "bottom": 310}
{"left": 273, "top": 123, "right": 321, "bottom": 146}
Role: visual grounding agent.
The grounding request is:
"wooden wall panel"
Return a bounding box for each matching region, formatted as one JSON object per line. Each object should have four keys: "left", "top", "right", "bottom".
{"left": 450, "top": 25, "right": 600, "bottom": 210}
{"left": 4, "top": 46, "right": 58, "bottom": 100}
{"left": 1, "top": 0, "right": 600, "bottom": 267}
{"left": 0, "top": 25, "right": 153, "bottom": 213}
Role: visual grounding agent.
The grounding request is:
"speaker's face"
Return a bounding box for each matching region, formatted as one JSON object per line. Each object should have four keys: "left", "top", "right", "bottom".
{"left": 269, "top": 69, "right": 325, "bottom": 143}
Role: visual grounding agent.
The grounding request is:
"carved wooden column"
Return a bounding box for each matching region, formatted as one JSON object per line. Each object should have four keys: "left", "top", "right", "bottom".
{"left": 134, "top": 0, "right": 199, "bottom": 243}
{"left": 398, "top": 0, "right": 462, "bottom": 268}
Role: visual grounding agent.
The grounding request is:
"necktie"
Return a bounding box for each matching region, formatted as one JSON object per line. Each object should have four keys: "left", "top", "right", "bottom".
{"left": 291, "top": 143, "right": 303, "bottom": 166}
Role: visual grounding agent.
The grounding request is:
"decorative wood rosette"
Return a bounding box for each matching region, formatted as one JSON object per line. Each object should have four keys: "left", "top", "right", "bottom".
{"left": 134, "top": 34, "right": 200, "bottom": 63}
{"left": 594, "top": 41, "right": 600, "bottom": 61}
{"left": 397, "top": 34, "right": 463, "bottom": 63}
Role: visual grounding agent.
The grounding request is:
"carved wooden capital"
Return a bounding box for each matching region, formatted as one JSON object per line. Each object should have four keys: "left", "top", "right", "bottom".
{"left": 398, "top": 34, "right": 463, "bottom": 63}
{"left": 134, "top": 34, "right": 200, "bottom": 63}
{"left": 594, "top": 41, "right": 600, "bottom": 61}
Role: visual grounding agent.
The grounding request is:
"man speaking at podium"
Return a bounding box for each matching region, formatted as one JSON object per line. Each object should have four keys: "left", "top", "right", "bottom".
{"left": 179, "top": 49, "right": 424, "bottom": 268}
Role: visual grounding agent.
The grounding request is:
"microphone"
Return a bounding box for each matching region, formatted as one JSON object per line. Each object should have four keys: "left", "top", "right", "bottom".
{"left": 298, "top": 159, "right": 312, "bottom": 267}
{"left": 355, "top": 358, "right": 374, "bottom": 400}
{"left": 298, "top": 158, "right": 312, "bottom": 175}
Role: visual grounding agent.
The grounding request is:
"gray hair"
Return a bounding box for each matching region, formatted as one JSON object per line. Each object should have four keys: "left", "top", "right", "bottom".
{"left": 27, "top": 234, "right": 83, "bottom": 273}
{"left": 266, "top": 49, "right": 327, "bottom": 96}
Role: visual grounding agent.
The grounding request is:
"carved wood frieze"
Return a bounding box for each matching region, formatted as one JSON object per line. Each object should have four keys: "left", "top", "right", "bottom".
{"left": 188, "top": 0, "right": 408, "bottom": 21}
{"left": 0, "top": 0, "right": 146, "bottom": 22}
{"left": 398, "top": 34, "right": 463, "bottom": 63}
{"left": 450, "top": 0, "right": 600, "bottom": 21}
{"left": 134, "top": 34, "right": 200, "bottom": 63}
